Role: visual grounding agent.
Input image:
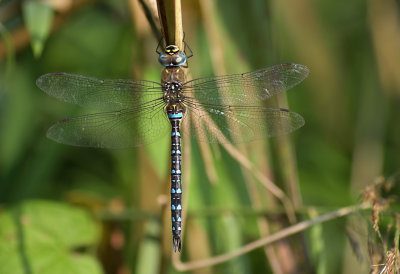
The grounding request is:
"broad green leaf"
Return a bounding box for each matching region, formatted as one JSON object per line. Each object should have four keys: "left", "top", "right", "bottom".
{"left": 0, "top": 200, "right": 102, "bottom": 274}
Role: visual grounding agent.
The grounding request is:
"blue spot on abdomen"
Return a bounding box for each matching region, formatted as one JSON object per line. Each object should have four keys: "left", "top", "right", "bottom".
{"left": 168, "top": 113, "right": 183, "bottom": 119}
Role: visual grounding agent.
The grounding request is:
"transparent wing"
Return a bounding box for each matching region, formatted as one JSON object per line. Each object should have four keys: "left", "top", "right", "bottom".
{"left": 182, "top": 63, "right": 309, "bottom": 105}
{"left": 181, "top": 99, "right": 305, "bottom": 143}
{"left": 46, "top": 100, "right": 169, "bottom": 148}
{"left": 37, "top": 72, "right": 163, "bottom": 111}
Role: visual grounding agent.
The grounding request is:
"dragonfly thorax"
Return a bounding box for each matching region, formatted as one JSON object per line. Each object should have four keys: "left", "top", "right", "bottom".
{"left": 163, "top": 82, "right": 184, "bottom": 104}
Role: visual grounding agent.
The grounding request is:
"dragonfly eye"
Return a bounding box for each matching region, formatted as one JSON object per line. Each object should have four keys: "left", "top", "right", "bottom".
{"left": 175, "top": 56, "right": 182, "bottom": 63}
{"left": 172, "top": 53, "right": 187, "bottom": 66}
{"left": 158, "top": 54, "right": 171, "bottom": 67}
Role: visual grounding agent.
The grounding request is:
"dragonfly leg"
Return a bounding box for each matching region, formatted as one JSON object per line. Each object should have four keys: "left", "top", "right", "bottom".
{"left": 156, "top": 36, "right": 164, "bottom": 54}
{"left": 183, "top": 40, "right": 193, "bottom": 59}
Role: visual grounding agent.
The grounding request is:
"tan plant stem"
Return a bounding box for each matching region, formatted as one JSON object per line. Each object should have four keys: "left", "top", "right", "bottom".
{"left": 156, "top": 0, "right": 183, "bottom": 48}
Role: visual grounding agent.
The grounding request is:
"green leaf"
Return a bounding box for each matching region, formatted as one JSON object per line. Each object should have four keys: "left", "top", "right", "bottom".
{"left": 22, "top": 1, "right": 54, "bottom": 58}
{"left": 0, "top": 200, "right": 102, "bottom": 274}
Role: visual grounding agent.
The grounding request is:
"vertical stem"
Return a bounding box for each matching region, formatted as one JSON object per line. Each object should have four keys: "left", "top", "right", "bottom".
{"left": 156, "top": 0, "right": 183, "bottom": 49}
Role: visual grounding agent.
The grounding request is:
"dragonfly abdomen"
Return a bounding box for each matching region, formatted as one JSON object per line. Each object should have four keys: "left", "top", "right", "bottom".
{"left": 168, "top": 110, "right": 183, "bottom": 252}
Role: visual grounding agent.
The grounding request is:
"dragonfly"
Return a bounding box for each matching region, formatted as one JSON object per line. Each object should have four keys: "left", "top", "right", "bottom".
{"left": 36, "top": 41, "right": 309, "bottom": 252}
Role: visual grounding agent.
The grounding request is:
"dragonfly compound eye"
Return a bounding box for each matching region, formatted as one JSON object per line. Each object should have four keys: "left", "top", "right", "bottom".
{"left": 158, "top": 54, "right": 171, "bottom": 67}
{"left": 171, "top": 53, "right": 187, "bottom": 67}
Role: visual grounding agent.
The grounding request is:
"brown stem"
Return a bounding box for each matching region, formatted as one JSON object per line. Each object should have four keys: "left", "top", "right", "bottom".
{"left": 156, "top": 0, "right": 183, "bottom": 48}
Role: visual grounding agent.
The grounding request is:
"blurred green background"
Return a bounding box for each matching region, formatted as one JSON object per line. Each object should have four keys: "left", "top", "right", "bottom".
{"left": 1, "top": 0, "right": 399, "bottom": 273}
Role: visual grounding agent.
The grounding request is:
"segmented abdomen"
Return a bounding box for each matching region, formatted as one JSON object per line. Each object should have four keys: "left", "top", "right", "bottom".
{"left": 168, "top": 111, "right": 183, "bottom": 252}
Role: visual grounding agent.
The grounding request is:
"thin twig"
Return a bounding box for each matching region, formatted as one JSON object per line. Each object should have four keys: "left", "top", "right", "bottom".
{"left": 174, "top": 203, "right": 371, "bottom": 271}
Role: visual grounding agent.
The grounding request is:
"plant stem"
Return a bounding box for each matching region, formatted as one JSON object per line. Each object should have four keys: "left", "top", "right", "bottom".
{"left": 156, "top": 0, "right": 183, "bottom": 48}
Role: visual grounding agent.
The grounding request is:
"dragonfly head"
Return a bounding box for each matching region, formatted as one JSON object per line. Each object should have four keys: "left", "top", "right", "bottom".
{"left": 165, "top": 45, "right": 180, "bottom": 55}
{"left": 158, "top": 45, "right": 187, "bottom": 67}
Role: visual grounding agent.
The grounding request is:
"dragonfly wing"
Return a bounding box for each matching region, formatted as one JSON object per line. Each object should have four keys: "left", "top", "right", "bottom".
{"left": 182, "top": 63, "right": 309, "bottom": 105}
{"left": 37, "top": 72, "right": 163, "bottom": 111}
{"left": 181, "top": 100, "right": 305, "bottom": 143}
{"left": 47, "top": 100, "right": 169, "bottom": 148}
